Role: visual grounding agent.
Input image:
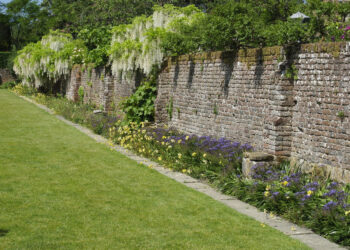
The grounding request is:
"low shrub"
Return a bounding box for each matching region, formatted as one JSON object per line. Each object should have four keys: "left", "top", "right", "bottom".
{"left": 12, "top": 84, "right": 37, "bottom": 96}
{"left": 34, "top": 93, "right": 120, "bottom": 137}
{"left": 0, "top": 81, "right": 17, "bottom": 89}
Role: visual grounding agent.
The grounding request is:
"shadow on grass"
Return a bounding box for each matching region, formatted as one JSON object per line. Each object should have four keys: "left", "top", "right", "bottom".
{"left": 0, "top": 229, "right": 9, "bottom": 237}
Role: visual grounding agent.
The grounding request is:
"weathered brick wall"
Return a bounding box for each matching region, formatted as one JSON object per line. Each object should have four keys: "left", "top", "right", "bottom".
{"left": 0, "top": 68, "right": 15, "bottom": 84}
{"left": 291, "top": 43, "right": 350, "bottom": 181}
{"left": 66, "top": 65, "right": 139, "bottom": 110}
{"left": 155, "top": 42, "right": 350, "bottom": 182}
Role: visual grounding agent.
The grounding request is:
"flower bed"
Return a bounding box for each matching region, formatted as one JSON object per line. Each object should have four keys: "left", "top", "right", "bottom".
{"left": 109, "top": 122, "right": 350, "bottom": 247}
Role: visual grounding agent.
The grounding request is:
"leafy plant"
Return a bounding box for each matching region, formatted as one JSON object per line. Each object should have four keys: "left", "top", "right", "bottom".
{"left": 213, "top": 103, "right": 218, "bottom": 116}
{"left": 166, "top": 97, "right": 173, "bottom": 120}
{"left": 78, "top": 86, "right": 84, "bottom": 103}
{"left": 285, "top": 64, "right": 298, "bottom": 80}
{"left": 337, "top": 111, "right": 345, "bottom": 120}
{"left": 77, "top": 26, "right": 112, "bottom": 67}
{"left": 121, "top": 80, "right": 157, "bottom": 123}
{"left": 0, "top": 81, "right": 17, "bottom": 89}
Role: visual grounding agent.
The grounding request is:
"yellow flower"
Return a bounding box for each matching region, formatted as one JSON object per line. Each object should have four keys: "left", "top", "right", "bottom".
{"left": 178, "top": 139, "right": 182, "bottom": 144}
{"left": 260, "top": 223, "right": 266, "bottom": 228}
{"left": 307, "top": 190, "right": 313, "bottom": 196}
{"left": 178, "top": 153, "right": 182, "bottom": 159}
{"left": 182, "top": 169, "right": 187, "bottom": 173}
{"left": 161, "top": 142, "right": 165, "bottom": 145}
{"left": 264, "top": 191, "right": 270, "bottom": 197}
{"left": 345, "top": 210, "right": 350, "bottom": 216}
{"left": 291, "top": 226, "right": 296, "bottom": 231}
{"left": 185, "top": 136, "right": 190, "bottom": 140}
{"left": 192, "top": 152, "right": 197, "bottom": 157}
{"left": 158, "top": 156, "right": 162, "bottom": 161}
{"left": 171, "top": 139, "right": 175, "bottom": 143}
{"left": 203, "top": 153, "right": 207, "bottom": 158}
{"left": 168, "top": 145, "right": 172, "bottom": 149}
{"left": 266, "top": 185, "right": 271, "bottom": 191}
{"left": 162, "top": 136, "right": 166, "bottom": 139}
{"left": 282, "top": 181, "right": 288, "bottom": 186}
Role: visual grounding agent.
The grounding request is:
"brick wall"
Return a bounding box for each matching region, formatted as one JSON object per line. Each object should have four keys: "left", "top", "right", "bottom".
{"left": 66, "top": 65, "right": 139, "bottom": 110}
{"left": 155, "top": 42, "right": 350, "bottom": 182}
{"left": 0, "top": 68, "right": 15, "bottom": 84}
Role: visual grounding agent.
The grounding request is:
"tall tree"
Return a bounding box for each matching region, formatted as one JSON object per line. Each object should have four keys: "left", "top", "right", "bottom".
{"left": 40, "top": 0, "right": 211, "bottom": 34}
{"left": 6, "top": 0, "right": 52, "bottom": 49}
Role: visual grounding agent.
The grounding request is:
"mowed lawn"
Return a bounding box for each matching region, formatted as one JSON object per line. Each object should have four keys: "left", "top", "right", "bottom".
{"left": 0, "top": 90, "right": 309, "bottom": 249}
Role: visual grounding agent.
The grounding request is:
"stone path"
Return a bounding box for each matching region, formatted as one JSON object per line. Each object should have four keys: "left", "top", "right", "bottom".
{"left": 20, "top": 95, "right": 345, "bottom": 250}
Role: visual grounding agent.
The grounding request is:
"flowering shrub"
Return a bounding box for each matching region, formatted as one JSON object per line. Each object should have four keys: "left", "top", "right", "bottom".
{"left": 13, "top": 30, "right": 87, "bottom": 90}
{"left": 109, "top": 4, "right": 203, "bottom": 78}
{"left": 326, "top": 22, "right": 350, "bottom": 41}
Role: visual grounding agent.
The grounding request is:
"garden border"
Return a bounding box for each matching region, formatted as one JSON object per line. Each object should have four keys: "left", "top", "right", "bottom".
{"left": 19, "top": 94, "right": 345, "bottom": 250}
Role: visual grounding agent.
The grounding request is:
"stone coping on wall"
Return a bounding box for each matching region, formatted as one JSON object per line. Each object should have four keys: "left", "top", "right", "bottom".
{"left": 166, "top": 41, "right": 349, "bottom": 64}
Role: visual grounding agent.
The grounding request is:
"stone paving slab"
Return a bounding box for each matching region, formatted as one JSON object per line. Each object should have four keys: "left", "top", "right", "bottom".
{"left": 20, "top": 95, "right": 346, "bottom": 250}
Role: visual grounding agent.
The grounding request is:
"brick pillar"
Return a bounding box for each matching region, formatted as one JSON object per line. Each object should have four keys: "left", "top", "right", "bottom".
{"left": 66, "top": 65, "right": 82, "bottom": 102}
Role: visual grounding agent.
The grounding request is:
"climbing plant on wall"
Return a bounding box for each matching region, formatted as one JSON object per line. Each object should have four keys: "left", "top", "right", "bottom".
{"left": 13, "top": 30, "right": 87, "bottom": 90}
{"left": 109, "top": 4, "right": 203, "bottom": 78}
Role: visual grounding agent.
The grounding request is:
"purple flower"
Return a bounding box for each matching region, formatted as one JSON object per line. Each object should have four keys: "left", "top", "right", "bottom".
{"left": 323, "top": 201, "right": 338, "bottom": 211}
{"left": 272, "top": 191, "right": 280, "bottom": 197}
{"left": 327, "top": 181, "right": 338, "bottom": 190}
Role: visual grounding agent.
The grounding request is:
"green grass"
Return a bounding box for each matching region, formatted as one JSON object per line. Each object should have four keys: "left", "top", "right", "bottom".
{"left": 0, "top": 90, "right": 310, "bottom": 249}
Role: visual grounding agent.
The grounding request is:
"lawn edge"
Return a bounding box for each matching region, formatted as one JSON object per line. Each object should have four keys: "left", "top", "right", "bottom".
{"left": 16, "top": 92, "right": 344, "bottom": 250}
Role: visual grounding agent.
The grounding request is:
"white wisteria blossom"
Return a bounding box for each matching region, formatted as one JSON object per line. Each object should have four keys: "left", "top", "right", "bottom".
{"left": 109, "top": 5, "right": 201, "bottom": 78}
{"left": 13, "top": 30, "right": 86, "bottom": 89}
